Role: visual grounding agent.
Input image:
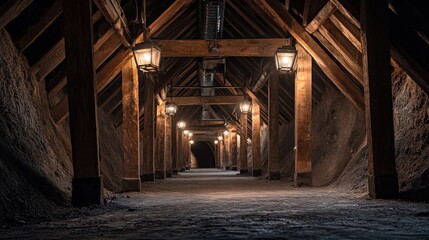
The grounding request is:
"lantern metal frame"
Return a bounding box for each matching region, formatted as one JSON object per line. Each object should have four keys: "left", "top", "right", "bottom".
{"left": 165, "top": 102, "right": 177, "bottom": 116}
{"left": 177, "top": 120, "right": 186, "bottom": 129}
{"left": 274, "top": 46, "right": 297, "bottom": 73}
{"left": 239, "top": 98, "right": 252, "bottom": 114}
{"left": 132, "top": 42, "right": 161, "bottom": 73}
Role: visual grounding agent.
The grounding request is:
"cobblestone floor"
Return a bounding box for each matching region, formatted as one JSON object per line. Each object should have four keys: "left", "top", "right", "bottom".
{"left": 1, "top": 169, "right": 429, "bottom": 239}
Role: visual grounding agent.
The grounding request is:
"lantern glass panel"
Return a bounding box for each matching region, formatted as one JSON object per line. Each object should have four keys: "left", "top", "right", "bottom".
{"left": 275, "top": 48, "right": 297, "bottom": 72}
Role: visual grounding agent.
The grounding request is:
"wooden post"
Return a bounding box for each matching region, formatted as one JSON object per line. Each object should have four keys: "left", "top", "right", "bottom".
{"left": 155, "top": 104, "right": 166, "bottom": 179}
{"left": 268, "top": 73, "right": 280, "bottom": 180}
{"left": 165, "top": 115, "right": 173, "bottom": 177}
{"left": 361, "top": 0, "right": 398, "bottom": 198}
{"left": 294, "top": 44, "right": 313, "bottom": 186}
{"left": 239, "top": 113, "right": 248, "bottom": 174}
{"left": 224, "top": 132, "right": 230, "bottom": 170}
{"left": 142, "top": 79, "right": 155, "bottom": 181}
{"left": 186, "top": 140, "right": 191, "bottom": 170}
{"left": 214, "top": 142, "right": 220, "bottom": 168}
{"left": 122, "top": 58, "right": 141, "bottom": 191}
{"left": 177, "top": 128, "right": 184, "bottom": 172}
{"left": 62, "top": 0, "right": 103, "bottom": 206}
{"left": 172, "top": 119, "right": 178, "bottom": 174}
{"left": 251, "top": 101, "right": 262, "bottom": 176}
{"left": 219, "top": 137, "right": 224, "bottom": 169}
{"left": 230, "top": 126, "right": 238, "bottom": 171}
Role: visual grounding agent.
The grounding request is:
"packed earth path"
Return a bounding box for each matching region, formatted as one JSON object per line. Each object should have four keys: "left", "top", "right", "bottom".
{"left": 1, "top": 169, "right": 429, "bottom": 239}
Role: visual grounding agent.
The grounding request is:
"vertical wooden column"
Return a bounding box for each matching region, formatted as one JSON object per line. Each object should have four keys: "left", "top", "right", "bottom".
{"left": 361, "top": 0, "right": 398, "bottom": 198}
{"left": 294, "top": 44, "right": 313, "bottom": 186}
{"left": 239, "top": 113, "right": 249, "bottom": 174}
{"left": 122, "top": 58, "right": 141, "bottom": 192}
{"left": 165, "top": 115, "right": 173, "bottom": 177}
{"left": 172, "top": 120, "right": 178, "bottom": 174}
{"left": 224, "top": 132, "right": 230, "bottom": 170}
{"left": 219, "top": 138, "right": 224, "bottom": 168}
{"left": 214, "top": 142, "right": 219, "bottom": 168}
{"left": 155, "top": 104, "right": 166, "bottom": 179}
{"left": 176, "top": 128, "right": 184, "bottom": 172}
{"left": 251, "top": 101, "right": 262, "bottom": 176}
{"left": 185, "top": 140, "right": 191, "bottom": 170}
{"left": 230, "top": 127, "right": 238, "bottom": 171}
{"left": 268, "top": 73, "right": 280, "bottom": 180}
{"left": 142, "top": 79, "right": 155, "bottom": 182}
{"left": 63, "top": 0, "right": 103, "bottom": 206}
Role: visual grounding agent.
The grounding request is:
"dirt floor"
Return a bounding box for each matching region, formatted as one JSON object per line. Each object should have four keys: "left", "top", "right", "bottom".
{"left": 1, "top": 169, "right": 429, "bottom": 239}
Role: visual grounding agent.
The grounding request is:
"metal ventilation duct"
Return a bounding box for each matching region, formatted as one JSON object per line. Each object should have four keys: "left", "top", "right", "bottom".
{"left": 198, "top": 0, "right": 225, "bottom": 120}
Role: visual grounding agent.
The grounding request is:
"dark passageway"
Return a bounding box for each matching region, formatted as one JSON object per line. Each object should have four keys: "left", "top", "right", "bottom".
{"left": 191, "top": 141, "right": 215, "bottom": 168}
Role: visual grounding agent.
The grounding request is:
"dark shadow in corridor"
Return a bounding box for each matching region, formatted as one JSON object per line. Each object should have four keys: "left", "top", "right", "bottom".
{"left": 191, "top": 141, "right": 215, "bottom": 168}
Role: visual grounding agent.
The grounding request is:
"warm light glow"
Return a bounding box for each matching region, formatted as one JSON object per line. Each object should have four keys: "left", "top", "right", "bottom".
{"left": 132, "top": 42, "right": 161, "bottom": 72}
{"left": 239, "top": 99, "right": 252, "bottom": 114}
{"left": 223, "top": 130, "right": 229, "bottom": 136}
{"left": 214, "top": 140, "right": 219, "bottom": 144}
{"left": 184, "top": 130, "right": 190, "bottom": 135}
{"left": 165, "top": 102, "right": 177, "bottom": 116}
{"left": 188, "top": 132, "right": 193, "bottom": 137}
{"left": 275, "top": 46, "right": 297, "bottom": 72}
{"left": 189, "top": 140, "right": 194, "bottom": 144}
{"left": 177, "top": 121, "right": 186, "bottom": 129}
{"left": 217, "top": 135, "right": 223, "bottom": 141}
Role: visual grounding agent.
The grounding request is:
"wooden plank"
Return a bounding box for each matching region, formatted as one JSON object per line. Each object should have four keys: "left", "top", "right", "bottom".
{"left": 93, "top": 0, "right": 131, "bottom": 47}
{"left": 251, "top": 100, "right": 261, "bottom": 176}
{"left": 329, "top": 10, "right": 362, "bottom": 52}
{"left": 145, "top": 0, "right": 194, "bottom": 39}
{"left": 170, "top": 96, "right": 245, "bottom": 105}
{"left": 62, "top": 0, "right": 103, "bottom": 205}
{"left": 230, "top": 126, "right": 238, "bottom": 170}
{"left": 330, "top": 0, "right": 360, "bottom": 28}
{"left": 122, "top": 58, "right": 140, "bottom": 191}
{"left": 254, "top": 0, "right": 364, "bottom": 112}
{"left": 142, "top": 80, "right": 155, "bottom": 181}
{"left": 361, "top": 0, "right": 398, "bottom": 198}
{"left": 268, "top": 73, "right": 280, "bottom": 180}
{"left": 294, "top": 44, "right": 312, "bottom": 186}
{"left": 239, "top": 112, "right": 248, "bottom": 173}
{"left": 305, "top": 1, "right": 336, "bottom": 32}
{"left": 32, "top": 11, "right": 103, "bottom": 81}
{"left": 153, "top": 39, "right": 291, "bottom": 57}
{"left": 0, "top": 0, "right": 32, "bottom": 30}
{"left": 15, "top": 0, "right": 62, "bottom": 52}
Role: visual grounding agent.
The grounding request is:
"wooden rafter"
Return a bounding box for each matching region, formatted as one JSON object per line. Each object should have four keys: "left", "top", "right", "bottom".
{"left": 0, "top": 0, "right": 32, "bottom": 30}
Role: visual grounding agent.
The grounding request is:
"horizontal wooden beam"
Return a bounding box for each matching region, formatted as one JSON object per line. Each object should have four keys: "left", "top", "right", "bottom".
{"left": 170, "top": 96, "right": 245, "bottom": 105}
{"left": 153, "top": 39, "right": 291, "bottom": 57}
{"left": 186, "top": 125, "right": 227, "bottom": 132}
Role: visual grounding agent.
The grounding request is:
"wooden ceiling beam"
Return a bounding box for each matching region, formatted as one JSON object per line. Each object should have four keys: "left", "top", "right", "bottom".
{"left": 0, "top": 0, "right": 32, "bottom": 30}
{"left": 153, "top": 39, "right": 291, "bottom": 57}
{"left": 15, "top": 0, "right": 62, "bottom": 53}
{"left": 94, "top": 0, "right": 131, "bottom": 47}
{"left": 254, "top": 0, "right": 364, "bottom": 112}
{"left": 170, "top": 96, "right": 244, "bottom": 106}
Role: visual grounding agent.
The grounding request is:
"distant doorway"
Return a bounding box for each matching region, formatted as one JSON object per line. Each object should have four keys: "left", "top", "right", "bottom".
{"left": 191, "top": 141, "right": 215, "bottom": 168}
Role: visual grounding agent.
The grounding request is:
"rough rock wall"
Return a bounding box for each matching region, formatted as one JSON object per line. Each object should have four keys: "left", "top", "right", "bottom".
{"left": 0, "top": 29, "right": 124, "bottom": 225}
{"left": 0, "top": 30, "right": 72, "bottom": 224}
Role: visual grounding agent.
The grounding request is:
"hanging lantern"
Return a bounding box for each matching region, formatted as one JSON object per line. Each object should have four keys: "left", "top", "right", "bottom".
{"left": 223, "top": 130, "right": 229, "bottom": 136}
{"left": 177, "top": 121, "right": 186, "bottom": 129}
{"left": 184, "top": 130, "right": 190, "bottom": 135}
{"left": 132, "top": 42, "right": 161, "bottom": 72}
{"left": 217, "top": 135, "right": 223, "bottom": 141}
{"left": 188, "top": 132, "right": 193, "bottom": 138}
{"left": 189, "top": 140, "right": 195, "bottom": 144}
{"left": 214, "top": 140, "right": 219, "bottom": 144}
{"left": 274, "top": 46, "right": 297, "bottom": 72}
{"left": 165, "top": 102, "right": 177, "bottom": 116}
{"left": 239, "top": 99, "right": 252, "bottom": 114}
